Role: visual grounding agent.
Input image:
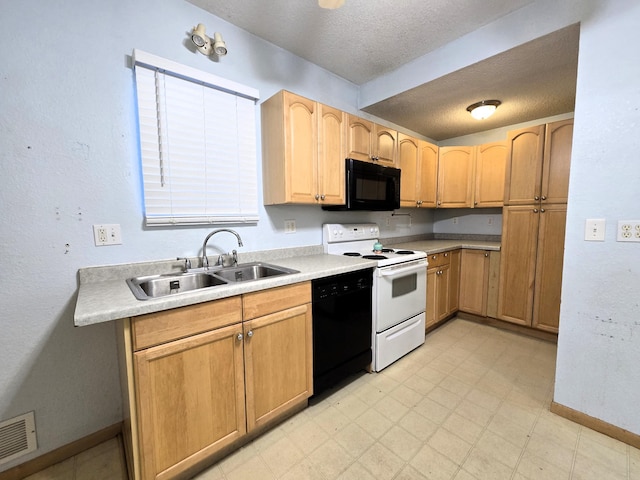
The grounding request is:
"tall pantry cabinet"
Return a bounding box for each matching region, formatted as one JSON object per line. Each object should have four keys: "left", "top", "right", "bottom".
{"left": 497, "top": 119, "right": 573, "bottom": 332}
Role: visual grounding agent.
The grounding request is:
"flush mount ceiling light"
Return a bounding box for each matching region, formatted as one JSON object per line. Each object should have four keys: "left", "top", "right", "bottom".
{"left": 319, "top": 0, "right": 346, "bottom": 9}
{"left": 190, "top": 24, "right": 227, "bottom": 56}
{"left": 466, "top": 100, "right": 501, "bottom": 120}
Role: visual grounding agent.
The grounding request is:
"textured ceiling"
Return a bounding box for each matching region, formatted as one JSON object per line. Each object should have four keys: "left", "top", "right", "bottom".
{"left": 363, "top": 25, "right": 579, "bottom": 140}
{"left": 186, "top": 0, "right": 579, "bottom": 141}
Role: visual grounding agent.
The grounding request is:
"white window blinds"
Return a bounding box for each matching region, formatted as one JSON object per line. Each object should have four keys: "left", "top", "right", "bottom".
{"left": 133, "top": 50, "right": 259, "bottom": 226}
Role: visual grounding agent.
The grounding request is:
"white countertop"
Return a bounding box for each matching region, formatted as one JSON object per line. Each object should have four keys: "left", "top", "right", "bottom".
{"left": 73, "top": 239, "right": 500, "bottom": 327}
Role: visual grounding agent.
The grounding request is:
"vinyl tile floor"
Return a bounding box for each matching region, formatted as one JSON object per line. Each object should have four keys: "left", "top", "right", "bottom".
{"left": 24, "top": 318, "right": 640, "bottom": 480}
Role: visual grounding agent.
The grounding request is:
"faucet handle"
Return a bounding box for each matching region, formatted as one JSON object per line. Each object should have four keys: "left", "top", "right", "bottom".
{"left": 176, "top": 257, "right": 192, "bottom": 272}
{"left": 232, "top": 249, "right": 238, "bottom": 266}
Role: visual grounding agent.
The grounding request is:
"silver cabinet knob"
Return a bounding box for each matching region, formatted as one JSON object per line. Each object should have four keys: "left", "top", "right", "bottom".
{"left": 237, "top": 333, "right": 243, "bottom": 341}
{"left": 247, "top": 330, "right": 254, "bottom": 338}
{"left": 484, "top": 253, "right": 489, "bottom": 257}
{"left": 534, "top": 195, "right": 540, "bottom": 200}
{"left": 533, "top": 208, "right": 539, "bottom": 213}
{"left": 541, "top": 195, "right": 547, "bottom": 200}
{"left": 321, "top": 194, "right": 326, "bottom": 201}
{"left": 444, "top": 253, "right": 448, "bottom": 257}
{"left": 541, "top": 208, "right": 546, "bottom": 213}
{"left": 315, "top": 194, "right": 320, "bottom": 200}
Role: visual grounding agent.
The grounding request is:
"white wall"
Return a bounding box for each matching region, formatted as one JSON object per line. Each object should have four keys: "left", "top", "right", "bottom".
{"left": 554, "top": 0, "right": 640, "bottom": 434}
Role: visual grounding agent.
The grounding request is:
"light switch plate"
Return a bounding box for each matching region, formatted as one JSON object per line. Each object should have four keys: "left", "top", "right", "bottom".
{"left": 584, "top": 219, "right": 605, "bottom": 241}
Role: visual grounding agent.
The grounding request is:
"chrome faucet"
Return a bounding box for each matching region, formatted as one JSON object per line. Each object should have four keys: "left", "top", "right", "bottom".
{"left": 201, "top": 229, "right": 244, "bottom": 269}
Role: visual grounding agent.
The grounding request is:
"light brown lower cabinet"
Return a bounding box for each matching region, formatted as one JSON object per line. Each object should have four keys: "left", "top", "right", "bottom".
{"left": 119, "top": 283, "right": 312, "bottom": 480}
{"left": 426, "top": 250, "right": 459, "bottom": 328}
{"left": 458, "top": 249, "right": 501, "bottom": 317}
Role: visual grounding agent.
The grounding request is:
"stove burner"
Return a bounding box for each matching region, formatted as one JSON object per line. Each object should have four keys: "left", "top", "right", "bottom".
{"left": 378, "top": 248, "right": 394, "bottom": 253}
{"left": 395, "top": 250, "right": 415, "bottom": 255}
{"left": 343, "top": 252, "right": 362, "bottom": 257}
{"left": 363, "top": 254, "right": 387, "bottom": 260}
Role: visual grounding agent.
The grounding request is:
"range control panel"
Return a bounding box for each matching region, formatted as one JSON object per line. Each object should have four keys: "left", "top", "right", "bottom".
{"left": 323, "top": 223, "right": 380, "bottom": 244}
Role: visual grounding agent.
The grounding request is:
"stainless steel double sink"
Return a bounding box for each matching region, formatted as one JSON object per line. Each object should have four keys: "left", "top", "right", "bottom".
{"left": 126, "top": 262, "right": 299, "bottom": 300}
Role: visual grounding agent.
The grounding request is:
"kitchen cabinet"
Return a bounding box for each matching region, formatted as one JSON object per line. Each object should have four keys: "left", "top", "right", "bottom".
{"left": 242, "top": 283, "right": 313, "bottom": 431}
{"left": 437, "top": 146, "right": 474, "bottom": 208}
{"left": 459, "top": 249, "right": 491, "bottom": 316}
{"left": 346, "top": 114, "right": 397, "bottom": 167}
{"left": 474, "top": 141, "right": 507, "bottom": 207}
{"left": 261, "top": 90, "right": 345, "bottom": 206}
{"left": 120, "top": 283, "right": 313, "bottom": 480}
{"left": 497, "top": 204, "right": 567, "bottom": 332}
{"left": 504, "top": 119, "right": 573, "bottom": 206}
{"left": 498, "top": 119, "right": 572, "bottom": 333}
{"left": 426, "top": 250, "right": 459, "bottom": 328}
{"left": 398, "top": 133, "right": 438, "bottom": 208}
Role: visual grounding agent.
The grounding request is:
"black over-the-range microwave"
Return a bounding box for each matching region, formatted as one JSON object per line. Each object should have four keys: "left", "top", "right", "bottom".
{"left": 322, "top": 158, "right": 401, "bottom": 211}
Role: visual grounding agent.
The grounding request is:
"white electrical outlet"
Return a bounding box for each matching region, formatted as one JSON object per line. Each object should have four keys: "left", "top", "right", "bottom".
{"left": 93, "top": 224, "right": 122, "bottom": 246}
{"left": 617, "top": 220, "right": 640, "bottom": 242}
{"left": 585, "top": 218, "right": 606, "bottom": 241}
{"left": 284, "top": 219, "right": 296, "bottom": 234}
{"left": 452, "top": 217, "right": 458, "bottom": 225}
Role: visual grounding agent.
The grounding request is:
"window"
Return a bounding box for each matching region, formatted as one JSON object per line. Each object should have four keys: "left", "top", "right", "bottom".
{"left": 132, "top": 50, "right": 259, "bottom": 226}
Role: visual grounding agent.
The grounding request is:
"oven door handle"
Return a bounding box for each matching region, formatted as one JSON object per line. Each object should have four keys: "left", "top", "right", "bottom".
{"left": 378, "top": 261, "right": 427, "bottom": 277}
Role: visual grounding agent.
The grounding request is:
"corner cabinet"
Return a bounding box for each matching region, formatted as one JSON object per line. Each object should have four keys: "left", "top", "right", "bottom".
{"left": 261, "top": 91, "right": 345, "bottom": 206}
{"left": 119, "top": 283, "right": 313, "bottom": 480}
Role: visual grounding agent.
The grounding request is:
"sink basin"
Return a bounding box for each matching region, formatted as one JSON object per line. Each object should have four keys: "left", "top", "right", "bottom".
{"left": 126, "top": 262, "right": 298, "bottom": 300}
{"left": 127, "top": 272, "right": 228, "bottom": 300}
{"left": 212, "top": 262, "right": 299, "bottom": 283}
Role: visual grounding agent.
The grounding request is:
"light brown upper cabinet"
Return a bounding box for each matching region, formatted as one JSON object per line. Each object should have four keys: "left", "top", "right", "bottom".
{"left": 261, "top": 90, "right": 345, "bottom": 206}
{"left": 398, "top": 133, "right": 438, "bottom": 208}
{"left": 504, "top": 119, "right": 573, "bottom": 206}
{"left": 437, "top": 146, "right": 474, "bottom": 208}
{"left": 347, "top": 114, "right": 397, "bottom": 167}
{"left": 474, "top": 141, "right": 507, "bottom": 207}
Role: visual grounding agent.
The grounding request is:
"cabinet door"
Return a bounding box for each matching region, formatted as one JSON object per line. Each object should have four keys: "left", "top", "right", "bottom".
{"left": 542, "top": 119, "right": 573, "bottom": 205}
{"left": 134, "top": 324, "right": 246, "bottom": 480}
{"left": 244, "top": 304, "right": 313, "bottom": 432}
{"left": 285, "top": 93, "right": 318, "bottom": 203}
{"left": 447, "top": 250, "right": 460, "bottom": 315}
{"left": 436, "top": 265, "right": 450, "bottom": 322}
{"left": 532, "top": 205, "right": 567, "bottom": 333}
{"left": 398, "top": 134, "right": 419, "bottom": 207}
{"left": 374, "top": 125, "right": 397, "bottom": 167}
{"left": 459, "top": 250, "right": 490, "bottom": 316}
{"left": 318, "top": 104, "right": 346, "bottom": 205}
{"left": 346, "top": 114, "right": 374, "bottom": 162}
{"left": 426, "top": 266, "right": 438, "bottom": 328}
{"left": 504, "top": 125, "right": 545, "bottom": 205}
{"left": 474, "top": 141, "right": 507, "bottom": 207}
{"left": 418, "top": 140, "right": 439, "bottom": 208}
{"left": 437, "top": 146, "right": 474, "bottom": 207}
{"left": 497, "top": 206, "right": 540, "bottom": 326}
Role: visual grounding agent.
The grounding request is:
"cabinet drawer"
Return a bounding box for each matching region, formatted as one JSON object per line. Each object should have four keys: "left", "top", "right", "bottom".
{"left": 132, "top": 296, "right": 243, "bottom": 350}
{"left": 243, "top": 282, "right": 311, "bottom": 320}
{"left": 427, "top": 252, "right": 452, "bottom": 268}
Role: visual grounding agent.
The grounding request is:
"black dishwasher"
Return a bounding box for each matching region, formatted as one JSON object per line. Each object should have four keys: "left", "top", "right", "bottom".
{"left": 312, "top": 269, "right": 373, "bottom": 396}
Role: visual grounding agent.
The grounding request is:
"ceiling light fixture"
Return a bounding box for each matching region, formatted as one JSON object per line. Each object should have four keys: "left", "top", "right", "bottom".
{"left": 190, "top": 24, "right": 227, "bottom": 57}
{"left": 466, "top": 100, "right": 501, "bottom": 120}
{"left": 319, "top": 0, "right": 346, "bottom": 9}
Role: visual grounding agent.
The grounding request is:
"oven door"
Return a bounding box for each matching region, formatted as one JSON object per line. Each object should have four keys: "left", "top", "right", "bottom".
{"left": 373, "top": 259, "right": 427, "bottom": 332}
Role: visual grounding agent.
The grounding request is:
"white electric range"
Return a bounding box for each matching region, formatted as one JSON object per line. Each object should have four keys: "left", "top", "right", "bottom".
{"left": 323, "top": 223, "right": 427, "bottom": 371}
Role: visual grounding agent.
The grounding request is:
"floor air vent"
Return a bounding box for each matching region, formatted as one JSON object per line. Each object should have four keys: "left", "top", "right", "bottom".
{"left": 0, "top": 411, "right": 37, "bottom": 465}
